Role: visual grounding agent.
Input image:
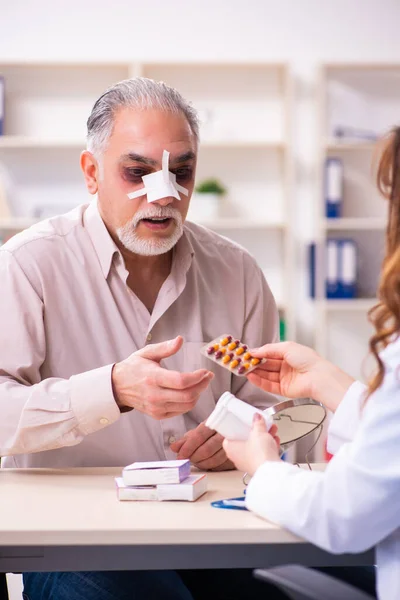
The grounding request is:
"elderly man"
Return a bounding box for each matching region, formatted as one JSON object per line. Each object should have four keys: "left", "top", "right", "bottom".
{"left": 0, "top": 78, "right": 281, "bottom": 600}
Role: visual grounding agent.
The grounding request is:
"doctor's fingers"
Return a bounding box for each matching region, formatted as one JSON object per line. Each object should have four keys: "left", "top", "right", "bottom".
{"left": 247, "top": 372, "right": 282, "bottom": 395}
{"left": 222, "top": 439, "right": 244, "bottom": 465}
{"left": 248, "top": 367, "right": 281, "bottom": 382}
{"left": 249, "top": 358, "right": 282, "bottom": 373}
{"left": 249, "top": 342, "right": 292, "bottom": 360}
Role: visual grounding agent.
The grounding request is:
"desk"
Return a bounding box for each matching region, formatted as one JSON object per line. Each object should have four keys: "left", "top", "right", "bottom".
{"left": 0, "top": 467, "right": 374, "bottom": 573}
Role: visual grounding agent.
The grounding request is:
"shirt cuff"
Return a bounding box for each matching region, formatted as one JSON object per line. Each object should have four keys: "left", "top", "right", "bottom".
{"left": 245, "top": 460, "right": 300, "bottom": 523}
{"left": 327, "top": 380, "right": 367, "bottom": 455}
{"left": 70, "top": 364, "right": 120, "bottom": 435}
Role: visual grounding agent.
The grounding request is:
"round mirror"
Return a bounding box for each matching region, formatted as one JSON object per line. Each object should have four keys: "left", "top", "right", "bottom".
{"left": 264, "top": 398, "right": 327, "bottom": 449}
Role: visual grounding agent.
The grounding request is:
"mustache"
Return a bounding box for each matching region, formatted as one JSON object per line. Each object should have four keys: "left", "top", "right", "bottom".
{"left": 131, "top": 206, "right": 182, "bottom": 228}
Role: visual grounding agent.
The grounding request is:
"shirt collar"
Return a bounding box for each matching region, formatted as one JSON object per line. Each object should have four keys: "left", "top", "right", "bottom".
{"left": 84, "top": 200, "right": 120, "bottom": 279}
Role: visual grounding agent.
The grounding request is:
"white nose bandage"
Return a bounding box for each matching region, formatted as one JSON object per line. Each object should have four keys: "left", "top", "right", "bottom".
{"left": 127, "top": 150, "right": 189, "bottom": 203}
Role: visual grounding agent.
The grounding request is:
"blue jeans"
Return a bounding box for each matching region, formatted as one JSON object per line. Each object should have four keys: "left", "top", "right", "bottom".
{"left": 23, "top": 571, "right": 193, "bottom": 600}
{"left": 22, "top": 569, "right": 289, "bottom": 600}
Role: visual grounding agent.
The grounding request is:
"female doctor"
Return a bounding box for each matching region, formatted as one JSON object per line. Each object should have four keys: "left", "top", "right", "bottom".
{"left": 223, "top": 128, "right": 400, "bottom": 600}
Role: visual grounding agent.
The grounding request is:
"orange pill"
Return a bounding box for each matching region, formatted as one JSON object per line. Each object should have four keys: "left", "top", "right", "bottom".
{"left": 236, "top": 347, "right": 245, "bottom": 355}
{"left": 220, "top": 347, "right": 226, "bottom": 355}
{"left": 227, "top": 342, "right": 237, "bottom": 350}
{"left": 251, "top": 358, "right": 261, "bottom": 366}
{"left": 230, "top": 359, "right": 239, "bottom": 369}
{"left": 220, "top": 337, "right": 229, "bottom": 346}
{"left": 222, "top": 355, "right": 231, "bottom": 364}
{"left": 243, "top": 352, "right": 251, "bottom": 361}
{"left": 213, "top": 343, "right": 220, "bottom": 351}
{"left": 243, "top": 363, "right": 250, "bottom": 370}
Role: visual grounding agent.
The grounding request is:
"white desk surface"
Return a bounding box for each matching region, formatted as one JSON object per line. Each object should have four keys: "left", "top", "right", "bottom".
{"left": 0, "top": 466, "right": 319, "bottom": 547}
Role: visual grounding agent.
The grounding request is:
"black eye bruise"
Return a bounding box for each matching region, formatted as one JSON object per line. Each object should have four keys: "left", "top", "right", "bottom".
{"left": 174, "top": 167, "right": 193, "bottom": 181}
{"left": 122, "top": 167, "right": 148, "bottom": 182}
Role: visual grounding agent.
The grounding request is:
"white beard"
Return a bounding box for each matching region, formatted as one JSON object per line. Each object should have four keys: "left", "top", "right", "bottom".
{"left": 116, "top": 206, "right": 183, "bottom": 256}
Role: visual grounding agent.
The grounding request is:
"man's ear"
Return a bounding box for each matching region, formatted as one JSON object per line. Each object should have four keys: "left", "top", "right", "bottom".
{"left": 80, "top": 151, "right": 100, "bottom": 195}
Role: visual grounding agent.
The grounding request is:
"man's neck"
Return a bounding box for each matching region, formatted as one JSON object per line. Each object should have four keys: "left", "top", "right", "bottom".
{"left": 117, "top": 244, "right": 173, "bottom": 314}
{"left": 120, "top": 247, "right": 173, "bottom": 282}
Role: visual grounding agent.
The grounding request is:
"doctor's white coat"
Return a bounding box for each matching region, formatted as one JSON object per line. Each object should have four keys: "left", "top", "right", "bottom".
{"left": 246, "top": 338, "right": 400, "bottom": 600}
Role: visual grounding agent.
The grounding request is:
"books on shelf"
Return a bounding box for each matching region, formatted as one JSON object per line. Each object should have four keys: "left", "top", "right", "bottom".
{"left": 309, "top": 239, "right": 357, "bottom": 299}
{"left": 116, "top": 473, "right": 207, "bottom": 502}
{"left": 122, "top": 459, "right": 191, "bottom": 486}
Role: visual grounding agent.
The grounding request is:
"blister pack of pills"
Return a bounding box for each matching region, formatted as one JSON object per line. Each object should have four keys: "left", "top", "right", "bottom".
{"left": 201, "top": 335, "right": 265, "bottom": 376}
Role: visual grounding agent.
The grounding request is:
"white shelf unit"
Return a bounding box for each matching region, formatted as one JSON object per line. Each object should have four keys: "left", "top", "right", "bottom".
{"left": 0, "top": 61, "right": 295, "bottom": 341}
{"left": 313, "top": 64, "right": 400, "bottom": 460}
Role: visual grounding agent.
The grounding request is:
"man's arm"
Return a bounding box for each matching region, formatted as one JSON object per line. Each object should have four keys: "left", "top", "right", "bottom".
{"left": 232, "top": 255, "right": 279, "bottom": 408}
{"left": 0, "top": 249, "right": 120, "bottom": 456}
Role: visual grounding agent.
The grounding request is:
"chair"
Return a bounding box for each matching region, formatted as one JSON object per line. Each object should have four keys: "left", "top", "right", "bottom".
{"left": 254, "top": 565, "right": 375, "bottom": 600}
{"left": 0, "top": 573, "right": 9, "bottom": 600}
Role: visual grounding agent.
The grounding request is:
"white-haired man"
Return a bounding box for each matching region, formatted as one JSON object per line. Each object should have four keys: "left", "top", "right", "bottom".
{"left": 0, "top": 78, "right": 282, "bottom": 600}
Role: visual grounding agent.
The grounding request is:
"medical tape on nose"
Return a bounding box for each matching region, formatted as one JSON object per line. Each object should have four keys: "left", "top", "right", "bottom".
{"left": 127, "top": 150, "right": 189, "bottom": 203}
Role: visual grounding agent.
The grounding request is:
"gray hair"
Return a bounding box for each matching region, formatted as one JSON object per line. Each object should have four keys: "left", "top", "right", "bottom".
{"left": 86, "top": 77, "right": 199, "bottom": 157}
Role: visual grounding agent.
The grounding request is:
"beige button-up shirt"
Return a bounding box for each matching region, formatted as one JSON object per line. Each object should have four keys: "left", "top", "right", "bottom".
{"left": 0, "top": 201, "right": 278, "bottom": 468}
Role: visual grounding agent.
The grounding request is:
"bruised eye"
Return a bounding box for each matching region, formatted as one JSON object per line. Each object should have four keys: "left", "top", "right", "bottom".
{"left": 123, "top": 168, "right": 148, "bottom": 182}
{"left": 173, "top": 167, "right": 193, "bottom": 181}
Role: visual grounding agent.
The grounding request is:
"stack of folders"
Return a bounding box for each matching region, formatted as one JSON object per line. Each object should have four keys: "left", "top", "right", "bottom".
{"left": 115, "top": 459, "right": 208, "bottom": 502}
{"left": 309, "top": 239, "right": 357, "bottom": 299}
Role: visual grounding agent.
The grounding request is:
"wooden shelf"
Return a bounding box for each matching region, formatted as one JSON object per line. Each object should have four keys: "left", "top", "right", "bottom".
{"left": 194, "top": 218, "right": 286, "bottom": 230}
{"left": 0, "top": 60, "right": 295, "bottom": 345}
{"left": 325, "top": 140, "right": 377, "bottom": 152}
{"left": 0, "top": 136, "right": 85, "bottom": 149}
{"left": 319, "top": 298, "right": 378, "bottom": 312}
{"left": 321, "top": 217, "right": 386, "bottom": 231}
{"left": 0, "top": 136, "right": 286, "bottom": 151}
{"left": 201, "top": 140, "right": 286, "bottom": 149}
{"left": 0, "top": 218, "right": 38, "bottom": 230}
{"left": 0, "top": 217, "right": 286, "bottom": 233}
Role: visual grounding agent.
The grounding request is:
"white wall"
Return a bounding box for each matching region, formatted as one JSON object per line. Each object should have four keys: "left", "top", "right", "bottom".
{"left": 1, "top": 0, "right": 400, "bottom": 356}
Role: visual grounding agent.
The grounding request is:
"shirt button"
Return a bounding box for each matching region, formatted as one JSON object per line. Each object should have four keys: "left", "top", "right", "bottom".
{"left": 100, "top": 418, "right": 109, "bottom": 425}
{"left": 168, "top": 435, "right": 176, "bottom": 445}
{"left": 146, "top": 333, "right": 152, "bottom": 342}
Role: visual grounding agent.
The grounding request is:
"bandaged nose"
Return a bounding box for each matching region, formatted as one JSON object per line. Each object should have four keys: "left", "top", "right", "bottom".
{"left": 127, "top": 150, "right": 189, "bottom": 204}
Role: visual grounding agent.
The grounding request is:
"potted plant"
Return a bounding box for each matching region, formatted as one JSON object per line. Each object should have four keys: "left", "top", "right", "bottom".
{"left": 188, "top": 178, "right": 227, "bottom": 221}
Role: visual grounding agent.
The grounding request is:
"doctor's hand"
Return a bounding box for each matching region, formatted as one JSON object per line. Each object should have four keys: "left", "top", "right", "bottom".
{"left": 112, "top": 336, "right": 214, "bottom": 419}
{"left": 223, "top": 414, "right": 281, "bottom": 476}
{"left": 170, "top": 423, "right": 235, "bottom": 471}
{"left": 247, "top": 342, "right": 355, "bottom": 413}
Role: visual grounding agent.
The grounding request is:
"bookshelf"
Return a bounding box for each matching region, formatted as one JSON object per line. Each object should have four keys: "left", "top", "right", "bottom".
{"left": 313, "top": 63, "right": 400, "bottom": 460}
{"left": 0, "top": 61, "right": 295, "bottom": 339}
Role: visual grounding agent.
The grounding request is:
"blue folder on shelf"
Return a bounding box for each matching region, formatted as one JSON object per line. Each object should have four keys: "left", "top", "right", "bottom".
{"left": 337, "top": 238, "right": 357, "bottom": 298}
{"left": 325, "top": 157, "right": 343, "bottom": 218}
{"left": 326, "top": 239, "right": 340, "bottom": 298}
{"left": 308, "top": 239, "right": 357, "bottom": 299}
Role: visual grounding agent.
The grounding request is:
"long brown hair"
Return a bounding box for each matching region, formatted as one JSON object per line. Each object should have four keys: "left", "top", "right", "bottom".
{"left": 368, "top": 126, "right": 400, "bottom": 394}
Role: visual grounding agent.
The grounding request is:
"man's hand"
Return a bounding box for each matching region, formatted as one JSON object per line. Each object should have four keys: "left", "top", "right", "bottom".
{"left": 112, "top": 336, "right": 214, "bottom": 419}
{"left": 170, "top": 422, "right": 235, "bottom": 471}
